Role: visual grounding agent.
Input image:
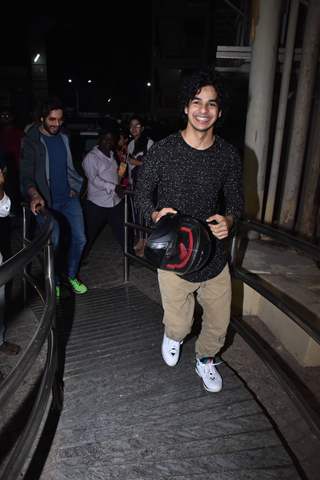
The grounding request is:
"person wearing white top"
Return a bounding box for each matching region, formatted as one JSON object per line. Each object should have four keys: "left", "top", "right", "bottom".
{"left": 127, "top": 116, "right": 154, "bottom": 188}
{"left": 0, "top": 168, "right": 20, "bottom": 358}
{"left": 127, "top": 116, "right": 154, "bottom": 256}
{"left": 82, "top": 131, "right": 125, "bottom": 260}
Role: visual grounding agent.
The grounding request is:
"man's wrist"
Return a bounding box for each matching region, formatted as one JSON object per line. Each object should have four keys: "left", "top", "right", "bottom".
{"left": 151, "top": 211, "right": 158, "bottom": 223}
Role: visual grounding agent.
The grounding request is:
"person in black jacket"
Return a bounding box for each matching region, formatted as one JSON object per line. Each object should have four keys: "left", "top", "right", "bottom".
{"left": 20, "top": 98, "right": 87, "bottom": 298}
{"left": 135, "top": 69, "right": 244, "bottom": 393}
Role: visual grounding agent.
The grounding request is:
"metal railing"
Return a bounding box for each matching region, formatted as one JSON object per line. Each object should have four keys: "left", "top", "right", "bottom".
{"left": 0, "top": 207, "right": 59, "bottom": 480}
{"left": 230, "top": 219, "right": 320, "bottom": 437}
{"left": 123, "top": 198, "right": 320, "bottom": 437}
{"left": 230, "top": 219, "right": 320, "bottom": 344}
{"left": 124, "top": 191, "right": 154, "bottom": 282}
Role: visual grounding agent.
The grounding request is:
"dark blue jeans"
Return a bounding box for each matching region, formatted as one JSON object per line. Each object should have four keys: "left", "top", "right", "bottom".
{"left": 37, "top": 197, "right": 86, "bottom": 282}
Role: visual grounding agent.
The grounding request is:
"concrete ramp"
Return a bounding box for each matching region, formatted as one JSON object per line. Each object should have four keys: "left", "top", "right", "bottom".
{"left": 39, "top": 285, "right": 300, "bottom": 479}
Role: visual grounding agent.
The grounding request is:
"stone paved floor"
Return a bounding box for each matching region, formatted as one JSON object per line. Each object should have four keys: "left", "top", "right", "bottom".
{"left": 37, "top": 285, "right": 300, "bottom": 479}
{"left": 78, "top": 226, "right": 320, "bottom": 480}
{"left": 1, "top": 222, "right": 320, "bottom": 479}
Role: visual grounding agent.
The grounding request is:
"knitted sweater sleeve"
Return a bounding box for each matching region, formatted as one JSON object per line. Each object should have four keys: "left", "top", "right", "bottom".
{"left": 134, "top": 145, "right": 160, "bottom": 223}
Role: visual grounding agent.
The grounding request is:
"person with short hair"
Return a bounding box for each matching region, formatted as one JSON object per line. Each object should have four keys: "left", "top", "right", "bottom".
{"left": 0, "top": 168, "right": 21, "bottom": 358}
{"left": 82, "top": 131, "right": 125, "bottom": 259}
{"left": 0, "top": 109, "right": 23, "bottom": 214}
{"left": 20, "top": 97, "right": 87, "bottom": 298}
{"left": 135, "top": 68, "right": 244, "bottom": 393}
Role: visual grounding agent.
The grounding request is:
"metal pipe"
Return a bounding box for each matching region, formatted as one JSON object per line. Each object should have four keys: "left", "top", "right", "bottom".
{"left": 124, "top": 193, "right": 129, "bottom": 283}
{"left": 296, "top": 85, "right": 320, "bottom": 237}
{"left": 279, "top": 0, "right": 320, "bottom": 229}
{"left": 1, "top": 327, "right": 57, "bottom": 480}
{"left": 0, "top": 211, "right": 53, "bottom": 287}
{"left": 264, "top": 0, "right": 300, "bottom": 223}
{"left": 22, "top": 205, "right": 28, "bottom": 303}
{"left": 234, "top": 266, "right": 320, "bottom": 344}
{"left": 222, "top": 0, "right": 245, "bottom": 18}
{"left": 238, "top": 218, "right": 320, "bottom": 260}
{"left": 243, "top": 0, "right": 282, "bottom": 219}
{"left": 0, "top": 211, "right": 55, "bottom": 408}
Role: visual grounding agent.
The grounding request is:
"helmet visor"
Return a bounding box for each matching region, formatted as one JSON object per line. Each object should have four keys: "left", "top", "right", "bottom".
{"left": 164, "top": 226, "right": 194, "bottom": 271}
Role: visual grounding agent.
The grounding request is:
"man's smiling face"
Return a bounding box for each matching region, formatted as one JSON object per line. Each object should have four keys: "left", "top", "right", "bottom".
{"left": 184, "top": 85, "right": 222, "bottom": 133}
{"left": 41, "top": 109, "right": 64, "bottom": 136}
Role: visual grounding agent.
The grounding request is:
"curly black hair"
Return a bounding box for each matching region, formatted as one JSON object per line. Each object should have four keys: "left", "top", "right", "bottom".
{"left": 179, "top": 68, "right": 227, "bottom": 120}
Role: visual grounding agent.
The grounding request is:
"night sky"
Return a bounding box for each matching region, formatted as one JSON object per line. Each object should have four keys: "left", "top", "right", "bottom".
{"left": 47, "top": 6, "right": 152, "bottom": 98}
{"left": 1, "top": 6, "right": 153, "bottom": 113}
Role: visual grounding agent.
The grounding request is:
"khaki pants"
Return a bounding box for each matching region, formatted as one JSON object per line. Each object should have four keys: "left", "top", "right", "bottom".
{"left": 158, "top": 264, "right": 231, "bottom": 358}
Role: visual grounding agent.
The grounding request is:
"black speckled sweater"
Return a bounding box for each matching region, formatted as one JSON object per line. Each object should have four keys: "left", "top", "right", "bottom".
{"left": 135, "top": 132, "right": 244, "bottom": 282}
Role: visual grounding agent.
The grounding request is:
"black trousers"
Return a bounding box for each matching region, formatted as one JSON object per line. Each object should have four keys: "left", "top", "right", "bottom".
{"left": 0, "top": 217, "right": 11, "bottom": 261}
{"left": 82, "top": 199, "right": 125, "bottom": 258}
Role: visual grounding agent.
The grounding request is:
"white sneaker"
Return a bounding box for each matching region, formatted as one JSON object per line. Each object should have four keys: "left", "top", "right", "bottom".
{"left": 161, "top": 333, "right": 183, "bottom": 367}
{"left": 195, "top": 358, "right": 222, "bottom": 392}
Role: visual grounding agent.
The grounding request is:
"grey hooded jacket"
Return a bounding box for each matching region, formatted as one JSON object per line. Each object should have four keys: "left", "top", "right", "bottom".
{"left": 20, "top": 124, "right": 83, "bottom": 206}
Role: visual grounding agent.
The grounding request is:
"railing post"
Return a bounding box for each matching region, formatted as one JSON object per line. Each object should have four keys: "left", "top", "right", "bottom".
{"left": 230, "top": 234, "right": 237, "bottom": 269}
{"left": 124, "top": 193, "right": 129, "bottom": 283}
{"left": 22, "top": 205, "right": 28, "bottom": 303}
{"left": 44, "top": 237, "right": 64, "bottom": 412}
{"left": 44, "top": 239, "right": 55, "bottom": 313}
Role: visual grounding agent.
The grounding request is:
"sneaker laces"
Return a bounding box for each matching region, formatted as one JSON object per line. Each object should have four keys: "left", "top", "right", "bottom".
{"left": 201, "top": 358, "right": 223, "bottom": 379}
{"left": 68, "top": 277, "right": 87, "bottom": 294}
{"left": 70, "top": 277, "right": 82, "bottom": 287}
{"left": 168, "top": 339, "right": 180, "bottom": 355}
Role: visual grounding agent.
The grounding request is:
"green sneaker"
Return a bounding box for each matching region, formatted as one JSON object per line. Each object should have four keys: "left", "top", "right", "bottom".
{"left": 68, "top": 277, "right": 88, "bottom": 294}
{"left": 55, "top": 285, "right": 61, "bottom": 300}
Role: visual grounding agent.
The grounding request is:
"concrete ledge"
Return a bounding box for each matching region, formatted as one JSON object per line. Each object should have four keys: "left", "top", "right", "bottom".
{"left": 232, "top": 279, "right": 320, "bottom": 367}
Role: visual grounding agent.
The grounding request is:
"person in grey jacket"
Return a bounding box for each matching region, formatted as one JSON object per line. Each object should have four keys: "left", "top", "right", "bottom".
{"left": 20, "top": 98, "right": 87, "bottom": 298}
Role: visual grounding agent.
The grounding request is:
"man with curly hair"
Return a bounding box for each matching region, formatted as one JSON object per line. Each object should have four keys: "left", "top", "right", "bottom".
{"left": 135, "top": 68, "right": 244, "bottom": 393}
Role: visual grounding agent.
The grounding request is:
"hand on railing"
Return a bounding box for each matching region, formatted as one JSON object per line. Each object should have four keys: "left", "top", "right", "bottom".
{"left": 29, "top": 191, "right": 45, "bottom": 215}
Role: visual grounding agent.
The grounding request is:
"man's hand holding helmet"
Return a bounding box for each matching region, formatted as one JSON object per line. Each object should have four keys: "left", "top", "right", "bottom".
{"left": 206, "top": 214, "right": 233, "bottom": 240}
{"left": 151, "top": 208, "right": 177, "bottom": 224}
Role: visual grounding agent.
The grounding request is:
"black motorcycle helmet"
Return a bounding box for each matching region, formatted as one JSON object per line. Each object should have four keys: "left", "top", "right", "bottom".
{"left": 144, "top": 213, "right": 213, "bottom": 275}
